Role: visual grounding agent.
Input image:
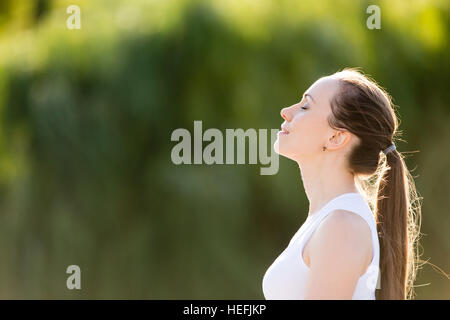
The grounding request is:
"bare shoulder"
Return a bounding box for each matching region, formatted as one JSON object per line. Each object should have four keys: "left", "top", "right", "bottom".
{"left": 308, "top": 209, "right": 373, "bottom": 275}
{"left": 321, "top": 209, "right": 372, "bottom": 236}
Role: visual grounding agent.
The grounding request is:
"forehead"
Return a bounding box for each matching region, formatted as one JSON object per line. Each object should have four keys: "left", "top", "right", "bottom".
{"left": 305, "top": 76, "right": 340, "bottom": 105}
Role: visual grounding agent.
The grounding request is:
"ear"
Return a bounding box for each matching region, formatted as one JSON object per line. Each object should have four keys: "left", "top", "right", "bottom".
{"left": 326, "top": 130, "right": 352, "bottom": 151}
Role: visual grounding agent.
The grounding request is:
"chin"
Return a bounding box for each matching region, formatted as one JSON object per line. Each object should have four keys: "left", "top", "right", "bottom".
{"left": 275, "top": 145, "right": 303, "bottom": 163}
{"left": 274, "top": 140, "right": 280, "bottom": 154}
{"left": 274, "top": 141, "right": 291, "bottom": 159}
{"left": 274, "top": 140, "right": 288, "bottom": 157}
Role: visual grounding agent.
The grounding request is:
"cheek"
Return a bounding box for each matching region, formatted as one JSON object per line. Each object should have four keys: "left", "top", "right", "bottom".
{"left": 293, "top": 114, "right": 324, "bottom": 140}
{"left": 290, "top": 114, "right": 329, "bottom": 151}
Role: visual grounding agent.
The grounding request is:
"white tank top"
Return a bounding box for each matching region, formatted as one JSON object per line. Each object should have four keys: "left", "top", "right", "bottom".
{"left": 262, "top": 192, "right": 380, "bottom": 300}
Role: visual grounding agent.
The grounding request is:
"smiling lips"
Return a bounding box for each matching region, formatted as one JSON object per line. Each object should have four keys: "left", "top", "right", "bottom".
{"left": 280, "top": 124, "right": 290, "bottom": 135}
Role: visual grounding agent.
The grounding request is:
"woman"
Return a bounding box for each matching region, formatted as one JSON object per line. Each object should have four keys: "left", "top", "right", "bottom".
{"left": 262, "top": 68, "right": 422, "bottom": 300}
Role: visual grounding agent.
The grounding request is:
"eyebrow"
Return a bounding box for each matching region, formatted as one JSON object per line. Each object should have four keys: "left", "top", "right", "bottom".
{"left": 304, "top": 93, "right": 315, "bottom": 103}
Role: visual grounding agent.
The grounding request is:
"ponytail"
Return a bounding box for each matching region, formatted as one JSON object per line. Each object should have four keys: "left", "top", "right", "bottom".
{"left": 375, "top": 149, "right": 422, "bottom": 300}
{"left": 329, "top": 68, "right": 424, "bottom": 299}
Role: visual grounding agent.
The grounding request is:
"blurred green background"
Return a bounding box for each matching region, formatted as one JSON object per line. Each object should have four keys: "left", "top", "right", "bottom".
{"left": 0, "top": 0, "right": 448, "bottom": 299}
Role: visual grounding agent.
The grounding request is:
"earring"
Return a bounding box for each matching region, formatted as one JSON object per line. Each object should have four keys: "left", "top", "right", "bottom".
{"left": 322, "top": 146, "right": 327, "bottom": 151}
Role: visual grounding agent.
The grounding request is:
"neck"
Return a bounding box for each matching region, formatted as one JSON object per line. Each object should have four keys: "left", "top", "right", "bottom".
{"left": 297, "top": 156, "right": 359, "bottom": 217}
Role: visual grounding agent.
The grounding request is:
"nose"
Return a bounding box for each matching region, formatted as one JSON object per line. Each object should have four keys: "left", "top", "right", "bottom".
{"left": 280, "top": 107, "right": 290, "bottom": 121}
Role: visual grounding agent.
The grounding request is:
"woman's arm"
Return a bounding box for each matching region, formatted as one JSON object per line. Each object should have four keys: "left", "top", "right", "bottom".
{"left": 302, "top": 210, "right": 373, "bottom": 300}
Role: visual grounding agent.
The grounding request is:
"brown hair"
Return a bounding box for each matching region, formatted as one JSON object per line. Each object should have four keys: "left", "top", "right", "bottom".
{"left": 327, "top": 68, "right": 423, "bottom": 299}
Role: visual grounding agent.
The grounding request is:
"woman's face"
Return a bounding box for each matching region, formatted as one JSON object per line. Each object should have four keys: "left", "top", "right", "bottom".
{"left": 274, "top": 76, "right": 341, "bottom": 162}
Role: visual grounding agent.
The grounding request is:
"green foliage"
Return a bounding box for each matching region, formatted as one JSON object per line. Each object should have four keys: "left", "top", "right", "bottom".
{"left": 0, "top": 0, "right": 448, "bottom": 298}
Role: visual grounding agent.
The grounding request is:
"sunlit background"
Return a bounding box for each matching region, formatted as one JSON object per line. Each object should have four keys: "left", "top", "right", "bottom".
{"left": 0, "top": 0, "right": 448, "bottom": 299}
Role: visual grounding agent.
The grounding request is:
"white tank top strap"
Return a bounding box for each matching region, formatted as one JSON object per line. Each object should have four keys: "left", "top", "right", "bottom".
{"left": 295, "top": 192, "right": 380, "bottom": 265}
{"left": 290, "top": 193, "right": 368, "bottom": 245}
{"left": 316, "top": 192, "right": 376, "bottom": 226}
